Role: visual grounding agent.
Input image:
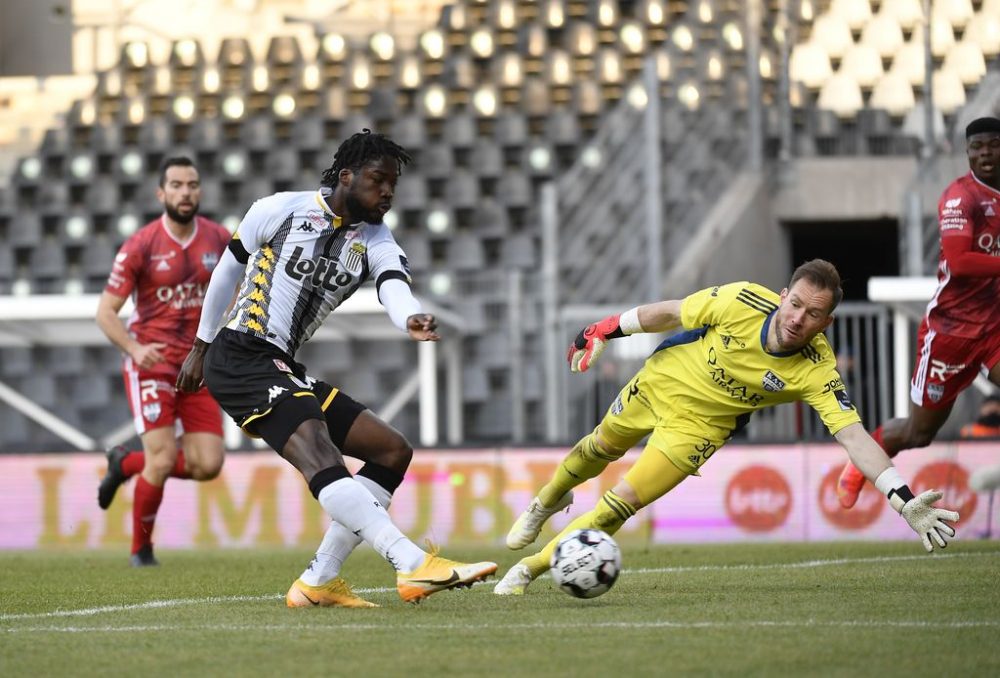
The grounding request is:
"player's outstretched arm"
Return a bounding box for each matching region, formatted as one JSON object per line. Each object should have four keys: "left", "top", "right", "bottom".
{"left": 568, "top": 299, "right": 683, "bottom": 373}
{"left": 835, "top": 422, "right": 959, "bottom": 552}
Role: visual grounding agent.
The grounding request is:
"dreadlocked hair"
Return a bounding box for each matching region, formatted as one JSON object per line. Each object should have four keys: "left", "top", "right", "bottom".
{"left": 319, "top": 129, "right": 412, "bottom": 187}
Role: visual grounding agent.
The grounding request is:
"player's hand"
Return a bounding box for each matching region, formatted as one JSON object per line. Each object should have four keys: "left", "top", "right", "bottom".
{"left": 407, "top": 313, "right": 439, "bottom": 341}
{"left": 130, "top": 342, "right": 167, "bottom": 369}
{"left": 900, "top": 490, "right": 959, "bottom": 553}
{"left": 567, "top": 314, "right": 621, "bottom": 373}
{"left": 175, "top": 340, "right": 209, "bottom": 393}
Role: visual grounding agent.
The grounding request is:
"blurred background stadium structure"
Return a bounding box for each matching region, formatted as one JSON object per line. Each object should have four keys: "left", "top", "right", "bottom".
{"left": 1, "top": 0, "right": 999, "bottom": 453}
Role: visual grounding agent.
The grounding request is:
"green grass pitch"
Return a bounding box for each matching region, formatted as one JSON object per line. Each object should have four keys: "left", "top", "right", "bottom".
{"left": 2, "top": 541, "right": 998, "bottom": 677}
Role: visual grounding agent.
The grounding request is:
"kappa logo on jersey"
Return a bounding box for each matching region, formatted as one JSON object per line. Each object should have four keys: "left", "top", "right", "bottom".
{"left": 833, "top": 389, "right": 854, "bottom": 411}
{"left": 298, "top": 222, "right": 317, "bottom": 233}
{"left": 285, "top": 246, "right": 354, "bottom": 292}
{"left": 267, "top": 385, "right": 288, "bottom": 402}
{"left": 761, "top": 370, "right": 786, "bottom": 392}
{"left": 201, "top": 251, "right": 219, "bottom": 271}
{"left": 944, "top": 197, "right": 961, "bottom": 208}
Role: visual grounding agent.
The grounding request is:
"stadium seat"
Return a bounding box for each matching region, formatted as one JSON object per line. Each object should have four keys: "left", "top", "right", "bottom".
{"left": 500, "top": 233, "right": 536, "bottom": 268}
{"left": 881, "top": 0, "right": 923, "bottom": 30}
{"left": 51, "top": 345, "right": 85, "bottom": 376}
{"left": 831, "top": 0, "right": 872, "bottom": 30}
{"left": 495, "top": 172, "right": 531, "bottom": 208}
{"left": 293, "top": 116, "right": 325, "bottom": 150}
{"left": 241, "top": 116, "right": 274, "bottom": 151}
{"left": 870, "top": 72, "right": 916, "bottom": 118}
{"left": 840, "top": 44, "right": 884, "bottom": 89}
{"left": 858, "top": 108, "right": 896, "bottom": 155}
{"left": 447, "top": 233, "right": 486, "bottom": 271}
{"left": 462, "top": 365, "right": 489, "bottom": 403}
{"left": 10, "top": 210, "right": 42, "bottom": 247}
{"left": 811, "top": 14, "right": 854, "bottom": 60}
{"left": 30, "top": 238, "right": 66, "bottom": 281}
{"left": 861, "top": 13, "right": 905, "bottom": 58}
{"left": 416, "top": 143, "right": 453, "bottom": 179}
{"left": 472, "top": 198, "right": 510, "bottom": 232}
{"left": 935, "top": 0, "right": 974, "bottom": 29}
{"left": 445, "top": 169, "right": 479, "bottom": 211}
{"left": 471, "top": 138, "right": 503, "bottom": 179}
{"left": 83, "top": 234, "right": 116, "bottom": 285}
{"left": 931, "top": 69, "right": 967, "bottom": 115}
{"left": 394, "top": 174, "right": 428, "bottom": 212}
{"left": 392, "top": 115, "right": 427, "bottom": 152}
{"left": 399, "top": 234, "right": 430, "bottom": 271}
{"left": 367, "top": 86, "right": 399, "bottom": 124}
{"left": 943, "top": 41, "right": 986, "bottom": 85}
{"left": 191, "top": 117, "right": 223, "bottom": 150}
{"left": 495, "top": 111, "right": 528, "bottom": 149}
{"left": 790, "top": 43, "right": 833, "bottom": 90}
{"left": 965, "top": 11, "right": 1000, "bottom": 57}
{"left": 891, "top": 41, "right": 925, "bottom": 86}
{"left": 138, "top": 117, "right": 171, "bottom": 153}
{"left": 23, "top": 373, "right": 56, "bottom": 408}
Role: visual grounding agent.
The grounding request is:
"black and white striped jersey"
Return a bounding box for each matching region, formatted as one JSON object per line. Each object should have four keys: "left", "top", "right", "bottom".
{"left": 224, "top": 188, "right": 411, "bottom": 357}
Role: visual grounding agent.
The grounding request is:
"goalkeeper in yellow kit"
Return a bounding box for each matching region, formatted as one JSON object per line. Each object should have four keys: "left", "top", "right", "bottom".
{"left": 494, "top": 260, "right": 960, "bottom": 595}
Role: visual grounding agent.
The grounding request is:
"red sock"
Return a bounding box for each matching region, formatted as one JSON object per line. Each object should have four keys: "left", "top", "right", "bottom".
{"left": 132, "top": 476, "right": 164, "bottom": 554}
{"left": 121, "top": 452, "right": 144, "bottom": 477}
{"left": 171, "top": 452, "right": 191, "bottom": 479}
{"left": 121, "top": 451, "right": 191, "bottom": 479}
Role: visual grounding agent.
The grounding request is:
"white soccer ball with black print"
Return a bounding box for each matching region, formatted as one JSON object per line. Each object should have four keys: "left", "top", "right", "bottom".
{"left": 549, "top": 529, "right": 621, "bottom": 599}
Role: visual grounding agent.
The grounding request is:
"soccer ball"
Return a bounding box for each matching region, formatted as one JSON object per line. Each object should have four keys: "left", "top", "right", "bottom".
{"left": 549, "top": 529, "right": 621, "bottom": 599}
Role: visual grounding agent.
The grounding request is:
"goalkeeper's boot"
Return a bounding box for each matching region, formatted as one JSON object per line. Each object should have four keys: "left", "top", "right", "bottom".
{"left": 493, "top": 563, "right": 534, "bottom": 596}
{"left": 98, "top": 445, "right": 130, "bottom": 510}
{"left": 129, "top": 545, "right": 159, "bottom": 567}
{"left": 837, "top": 462, "right": 867, "bottom": 509}
{"left": 286, "top": 577, "right": 378, "bottom": 608}
{"left": 506, "top": 491, "right": 574, "bottom": 550}
{"left": 396, "top": 549, "right": 497, "bottom": 604}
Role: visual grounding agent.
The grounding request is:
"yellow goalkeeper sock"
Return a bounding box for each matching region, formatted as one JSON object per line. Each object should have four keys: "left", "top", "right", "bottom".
{"left": 537, "top": 433, "right": 623, "bottom": 508}
{"left": 522, "top": 490, "right": 637, "bottom": 578}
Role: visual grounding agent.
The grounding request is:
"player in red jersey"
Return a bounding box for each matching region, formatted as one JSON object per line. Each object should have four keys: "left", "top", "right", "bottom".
{"left": 95, "top": 156, "right": 231, "bottom": 566}
{"left": 838, "top": 116, "right": 1000, "bottom": 508}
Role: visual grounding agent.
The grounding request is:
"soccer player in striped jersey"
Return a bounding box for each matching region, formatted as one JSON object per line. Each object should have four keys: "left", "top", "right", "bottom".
{"left": 837, "top": 117, "right": 1000, "bottom": 508}
{"left": 177, "top": 130, "right": 495, "bottom": 606}
{"left": 495, "top": 260, "right": 959, "bottom": 595}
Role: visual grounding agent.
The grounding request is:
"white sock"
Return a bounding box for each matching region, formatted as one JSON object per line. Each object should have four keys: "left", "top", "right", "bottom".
{"left": 316, "top": 477, "right": 425, "bottom": 572}
{"left": 300, "top": 476, "right": 394, "bottom": 586}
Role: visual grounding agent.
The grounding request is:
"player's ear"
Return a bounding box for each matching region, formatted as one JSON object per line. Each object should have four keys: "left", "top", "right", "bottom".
{"left": 338, "top": 168, "right": 353, "bottom": 188}
{"left": 155, "top": 186, "right": 166, "bottom": 205}
{"left": 820, "top": 314, "right": 835, "bottom": 331}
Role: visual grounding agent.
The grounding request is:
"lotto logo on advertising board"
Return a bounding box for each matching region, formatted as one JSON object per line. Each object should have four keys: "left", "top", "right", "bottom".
{"left": 818, "top": 465, "right": 884, "bottom": 530}
{"left": 724, "top": 465, "right": 791, "bottom": 532}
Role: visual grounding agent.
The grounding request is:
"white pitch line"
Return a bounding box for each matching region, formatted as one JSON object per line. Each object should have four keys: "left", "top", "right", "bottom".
{"left": 5, "top": 619, "right": 1000, "bottom": 635}
{"left": 2, "top": 550, "right": 998, "bottom": 623}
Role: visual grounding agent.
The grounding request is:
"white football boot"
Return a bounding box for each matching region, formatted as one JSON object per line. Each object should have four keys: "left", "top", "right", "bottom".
{"left": 493, "top": 563, "right": 534, "bottom": 596}
{"left": 505, "top": 491, "right": 574, "bottom": 550}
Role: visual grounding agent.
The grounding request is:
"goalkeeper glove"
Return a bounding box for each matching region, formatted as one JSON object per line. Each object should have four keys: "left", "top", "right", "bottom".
{"left": 876, "top": 469, "right": 959, "bottom": 553}
{"left": 567, "top": 307, "right": 644, "bottom": 373}
{"left": 567, "top": 314, "right": 623, "bottom": 373}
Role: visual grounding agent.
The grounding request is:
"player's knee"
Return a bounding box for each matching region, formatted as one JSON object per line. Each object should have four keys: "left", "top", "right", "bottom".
{"left": 144, "top": 451, "right": 176, "bottom": 480}
{"left": 195, "top": 455, "right": 224, "bottom": 480}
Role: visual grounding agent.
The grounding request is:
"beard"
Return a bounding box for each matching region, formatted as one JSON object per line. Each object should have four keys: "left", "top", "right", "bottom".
{"left": 164, "top": 201, "right": 198, "bottom": 225}
{"left": 345, "top": 191, "right": 381, "bottom": 224}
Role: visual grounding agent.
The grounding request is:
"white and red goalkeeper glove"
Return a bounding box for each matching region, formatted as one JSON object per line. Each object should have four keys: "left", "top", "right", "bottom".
{"left": 567, "top": 308, "right": 643, "bottom": 373}
{"left": 876, "top": 468, "right": 959, "bottom": 553}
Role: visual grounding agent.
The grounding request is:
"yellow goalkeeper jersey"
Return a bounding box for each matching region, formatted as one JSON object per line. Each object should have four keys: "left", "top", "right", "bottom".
{"left": 641, "top": 281, "right": 861, "bottom": 439}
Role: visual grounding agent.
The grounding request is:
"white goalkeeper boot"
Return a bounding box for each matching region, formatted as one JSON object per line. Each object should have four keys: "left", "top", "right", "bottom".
{"left": 505, "top": 491, "right": 574, "bottom": 550}
{"left": 493, "top": 563, "right": 534, "bottom": 596}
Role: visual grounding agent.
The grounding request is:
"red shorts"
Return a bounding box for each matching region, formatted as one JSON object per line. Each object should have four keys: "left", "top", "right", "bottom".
{"left": 910, "top": 319, "right": 1000, "bottom": 409}
{"left": 123, "top": 358, "right": 223, "bottom": 437}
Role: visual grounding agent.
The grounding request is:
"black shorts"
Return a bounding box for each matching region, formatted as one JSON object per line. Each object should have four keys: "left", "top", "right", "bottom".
{"left": 204, "top": 328, "right": 365, "bottom": 451}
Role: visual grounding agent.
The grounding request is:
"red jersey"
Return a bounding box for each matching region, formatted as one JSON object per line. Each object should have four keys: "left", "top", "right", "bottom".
{"left": 927, "top": 172, "right": 1000, "bottom": 338}
{"left": 105, "top": 216, "right": 231, "bottom": 367}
